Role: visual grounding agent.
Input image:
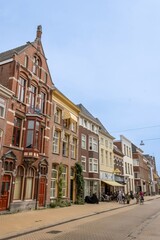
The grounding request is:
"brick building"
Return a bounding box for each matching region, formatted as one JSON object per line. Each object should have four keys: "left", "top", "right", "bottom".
{"left": 77, "top": 104, "right": 100, "bottom": 199}
{"left": 0, "top": 26, "right": 54, "bottom": 212}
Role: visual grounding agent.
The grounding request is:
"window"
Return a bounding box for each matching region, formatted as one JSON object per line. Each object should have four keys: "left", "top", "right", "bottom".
{"left": 109, "top": 152, "right": 112, "bottom": 166}
{"left": 12, "top": 117, "right": 22, "bottom": 147}
{"left": 18, "top": 77, "right": 26, "bottom": 102}
{"left": 13, "top": 166, "right": 24, "bottom": 200}
{"left": 133, "top": 159, "right": 139, "bottom": 166}
{"left": 29, "top": 85, "right": 36, "bottom": 112}
{"left": 39, "top": 92, "right": 45, "bottom": 114}
{"left": 53, "top": 130, "right": 60, "bottom": 154}
{"left": 70, "top": 122, "right": 76, "bottom": 132}
{"left": 81, "top": 134, "right": 86, "bottom": 149}
{"left": 25, "top": 167, "right": 35, "bottom": 199}
{"left": 44, "top": 72, "right": 48, "bottom": 83}
{"left": 50, "top": 164, "right": 58, "bottom": 198}
{"left": 71, "top": 138, "right": 77, "bottom": 159}
{"left": 105, "top": 150, "right": 108, "bottom": 166}
{"left": 81, "top": 156, "right": 86, "bottom": 172}
{"left": 25, "top": 120, "right": 40, "bottom": 149}
{"left": 89, "top": 136, "right": 98, "bottom": 152}
{"left": 40, "top": 127, "right": 45, "bottom": 153}
{"left": 79, "top": 117, "right": 83, "bottom": 126}
{"left": 89, "top": 158, "right": 98, "bottom": 173}
{"left": 33, "top": 56, "right": 40, "bottom": 76}
{"left": 62, "top": 166, "right": 67, "bottom": 197}
{"left": 101, "top": 137, "right": 104, "bottom": 145}
{"left": 54, "top": 108, "right": 61, "bottom": 124}
{"left": 0, "top": 97, "right": 6, "bottom": 118}
{"left": 63, "top": 119, "right": 69, "bottom": 128}
{"left": 101, "top": 149, "right": 104, "bottom": 164}
{"left": 125, "top": 162, "right": 127, "bottom": 174}
{"left": 130, "top": 164, "right": 132, "bottom": 175}
{"left": 83, "top": 119, "right": 87, "bottom": 128}
{"left": 0, "top": 129, "right": 3, "bottom": 150}
{"left": 105, "top": 140, "right": 108, "bottom": 148}
{"left": 62, "top": 134, "right": 69, "bottom": 157}
{"left": 24, "top": 55, "right": 28, "bottom": 68}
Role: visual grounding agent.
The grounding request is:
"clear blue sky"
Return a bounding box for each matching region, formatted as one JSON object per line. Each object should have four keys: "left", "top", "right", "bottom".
{"left": 1, "top": 1, "right": 160, "bottom": 174}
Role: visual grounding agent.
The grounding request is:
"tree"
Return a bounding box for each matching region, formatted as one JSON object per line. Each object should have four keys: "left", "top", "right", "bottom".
{"left": 75, "top": 162, "right": 84, "bottom": 204}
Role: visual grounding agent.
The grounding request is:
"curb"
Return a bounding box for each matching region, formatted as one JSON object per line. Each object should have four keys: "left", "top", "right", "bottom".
{"left": 1, "top": 196, "right": 160, "bottom": 240}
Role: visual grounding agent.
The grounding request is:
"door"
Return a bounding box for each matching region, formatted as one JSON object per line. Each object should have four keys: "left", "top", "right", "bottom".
{"left": 0, "top": 175, "right": 11, "bottom": 211}
{"left": 38, "top": 177, "right": 46, "bottom": 207}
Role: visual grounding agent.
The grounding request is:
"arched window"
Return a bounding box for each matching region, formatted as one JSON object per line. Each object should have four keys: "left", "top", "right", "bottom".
{"left": 25, "top": 167, "right": 35, "bottom": 199}
{"left": 18, "top": 77, "right": 26, "bottom": 103}
{"left": 33, "top": 55, "right": 41, "bottom": 77}
{"left": 13, "top": 166, "right": 24, "bottom": 200}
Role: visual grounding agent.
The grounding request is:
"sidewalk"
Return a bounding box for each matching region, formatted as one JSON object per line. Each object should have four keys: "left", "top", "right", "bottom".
{"left": 0, "top": 195, "right": 159, "bottom": 240}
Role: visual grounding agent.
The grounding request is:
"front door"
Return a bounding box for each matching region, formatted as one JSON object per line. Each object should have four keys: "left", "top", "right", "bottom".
{"left": 38, "top": 177, "right": 46, "bottom": 207}
{"left": 0, "top": 175, "right": 11, "bottom": 211}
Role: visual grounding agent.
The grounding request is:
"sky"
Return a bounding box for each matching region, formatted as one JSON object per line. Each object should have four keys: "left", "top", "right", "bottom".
{"left": 1, "top": 0, "right": 160, "bottom": 174}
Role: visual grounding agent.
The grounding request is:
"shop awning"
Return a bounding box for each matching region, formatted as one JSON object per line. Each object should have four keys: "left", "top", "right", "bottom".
{"left": 63, "top": 110, "right": 77, "bottom": 122}
{"left": 113, "top": 168, "right": 121, "bottom": 174}
{"left": 102, "top": 180, "right": 124, "bottom": 187}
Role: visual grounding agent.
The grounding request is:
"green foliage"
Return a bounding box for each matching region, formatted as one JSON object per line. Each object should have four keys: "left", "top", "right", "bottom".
{"left": 75, "top": 162, "right": 84, "bottom": 204}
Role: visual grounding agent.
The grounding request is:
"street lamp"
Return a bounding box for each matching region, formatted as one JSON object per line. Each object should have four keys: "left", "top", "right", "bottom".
{"left": 140, "top": 137, "right": 160, "bottom": 146}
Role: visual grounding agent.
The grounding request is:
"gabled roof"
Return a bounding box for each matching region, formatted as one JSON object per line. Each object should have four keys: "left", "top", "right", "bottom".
{"left": 77, "top": 103, "right": 99, "bottom": 124}
{"left": 96, "top": 117, "right": 115, "bottom": 139}
{"left": 0, "top": 44, "right": 29, "bottom": 62}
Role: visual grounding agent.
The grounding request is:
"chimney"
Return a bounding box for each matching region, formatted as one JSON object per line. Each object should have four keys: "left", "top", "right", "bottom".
{"left": 36, "top": 25, "right": 42, "bottom": 40}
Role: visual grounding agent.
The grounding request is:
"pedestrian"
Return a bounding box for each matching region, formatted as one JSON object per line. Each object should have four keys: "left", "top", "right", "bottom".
{"left": 118, "top": 190, "right": 122, "bottom": 204}
{"left": 139, "top": 191, "right": 144, "bottom": 204}
{"left": 134, "top": 192, "right": 139, "bottom": 204}
{"left": 126, "top": 192, "right": 131, "bottom": 204}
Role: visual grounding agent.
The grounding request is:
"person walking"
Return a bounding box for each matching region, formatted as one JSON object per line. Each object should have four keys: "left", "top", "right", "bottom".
{"left": 139, "top": 191, "right": 144, "bottom": 204}
{"left": 134, "top": 192, "right": 140, "bottom": 204}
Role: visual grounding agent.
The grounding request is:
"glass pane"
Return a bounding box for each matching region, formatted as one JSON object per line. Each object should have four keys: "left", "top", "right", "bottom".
{"left": 28, "top": 121, "right": 34, "bottom": 129}
{"left": 13, "top": 176, "right": 22, "bottom": 200}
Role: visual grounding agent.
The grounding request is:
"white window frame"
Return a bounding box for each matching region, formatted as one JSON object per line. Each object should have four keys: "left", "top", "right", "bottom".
{"left": 53, "top": 130, "right": 60, "bottom": 154}
{"left": 81, "top": 156, "right": 86, "bottom": 172}
{"left": 0, "top": 97, "right": 6, "bottom": 118}
{"left": 89, "top": 158, "right": 98, "bottom": 173}
{"left": 81, "top": 134, "right": 86, "bottom": 149}
{"left": 50, "top": 168, "right": 58, "bottom": 198}
{"left": 89, "top": 136, "right": 98, "bottom": 152}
